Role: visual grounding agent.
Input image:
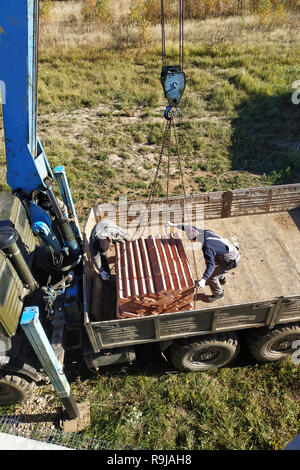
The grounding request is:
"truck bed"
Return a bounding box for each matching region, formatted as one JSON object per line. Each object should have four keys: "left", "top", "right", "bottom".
{"left": 83, "top": 184, "right": 300, "bottom": 350}
{"left": 91, "top": 208, "right": 300, "bottom": 317}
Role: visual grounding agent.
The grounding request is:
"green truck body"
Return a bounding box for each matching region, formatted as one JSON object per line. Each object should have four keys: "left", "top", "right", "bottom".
{"left": 0, "top": 193, "right": 36, "bottom": 338}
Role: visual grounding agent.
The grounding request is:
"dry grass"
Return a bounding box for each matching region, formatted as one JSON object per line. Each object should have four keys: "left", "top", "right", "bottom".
{"left": 39, "top": 1, "right": 300, "bottom": 50}
{"left": 113, "top": 0, "right": 131, "bottom": 17}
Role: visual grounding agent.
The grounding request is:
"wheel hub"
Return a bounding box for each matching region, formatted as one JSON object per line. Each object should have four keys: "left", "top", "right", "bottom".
{"left": 189, "top": 348, "right": 220, "bottom": 364}
{"left": 271, "top": 335, "right": 300, "bottom": 353}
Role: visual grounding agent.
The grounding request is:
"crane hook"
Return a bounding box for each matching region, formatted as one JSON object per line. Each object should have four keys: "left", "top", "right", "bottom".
{"left": 164, "top": 105, "right": 178, "bottom": 121}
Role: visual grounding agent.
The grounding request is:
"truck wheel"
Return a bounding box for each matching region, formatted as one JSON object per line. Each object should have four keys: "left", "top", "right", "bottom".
{"left": 247, "top": 323, "right": 300, "bottom": 362}
{"left": 168, "top": 333, "right": 240, "bottom": 372}
{"left": 0, "top": 374, "right": 35, "bottom": 405}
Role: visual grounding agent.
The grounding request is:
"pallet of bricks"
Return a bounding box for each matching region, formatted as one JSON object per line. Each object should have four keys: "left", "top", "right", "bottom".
{"left": 115, "top": 233, "right": 195, "bottom": 318}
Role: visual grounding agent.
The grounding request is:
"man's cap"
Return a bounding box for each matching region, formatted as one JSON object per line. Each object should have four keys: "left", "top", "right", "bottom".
{"left": 96, "top": 227, "right": 112, "bottom": 240}
{"left": 177, "top": 224, "right": 200, "bottom": 240}
{"left": 94, "top": 219, "right": 129, "bottom": 242}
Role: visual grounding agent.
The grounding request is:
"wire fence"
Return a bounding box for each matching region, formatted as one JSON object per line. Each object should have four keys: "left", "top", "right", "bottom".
{"left": 0, "top": 414, "right": 129, "bottom": 450}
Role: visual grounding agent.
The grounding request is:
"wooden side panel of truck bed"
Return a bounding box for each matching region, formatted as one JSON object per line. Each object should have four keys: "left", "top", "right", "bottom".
{"left": 84, "top": 296, "right": 300, "bottom": 351}
{"left": 83, "top": 184, "right": 300, "bottom": 352}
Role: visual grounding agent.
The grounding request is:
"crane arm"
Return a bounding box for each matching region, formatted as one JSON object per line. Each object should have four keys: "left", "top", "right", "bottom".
{"left": 0, "top": 0, "right": 53, "bottom": 195}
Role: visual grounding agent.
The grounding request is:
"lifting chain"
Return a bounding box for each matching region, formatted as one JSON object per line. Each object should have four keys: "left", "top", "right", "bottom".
{"left": 113, "top": 114, "right": 199, "bottom": 307}
{"left": 147, "top": 114, "right": 200, "bottom": 307}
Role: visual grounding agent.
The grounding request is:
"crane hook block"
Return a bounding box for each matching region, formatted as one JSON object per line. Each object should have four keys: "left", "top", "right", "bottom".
{"left": 161, "top": 65, "right": 186, "bottom": 108}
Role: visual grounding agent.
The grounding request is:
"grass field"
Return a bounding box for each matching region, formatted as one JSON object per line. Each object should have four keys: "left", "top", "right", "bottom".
{"left": 0, "top": 1, "right": 300, "bottom": 450}
{"left": 29, "top": 4, "right": 300, "bottom": 224}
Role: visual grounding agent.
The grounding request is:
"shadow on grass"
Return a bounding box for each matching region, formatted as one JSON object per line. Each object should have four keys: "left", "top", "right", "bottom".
{"left": 65, "top": 331, "right": 258, "bottom": 386}
{"left": 229, "top": 91, "right": 300, "bottom": 183}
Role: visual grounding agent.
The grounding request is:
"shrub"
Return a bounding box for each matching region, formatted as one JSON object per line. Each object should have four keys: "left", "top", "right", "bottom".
{"left": 128, "top": 0, "right": 173, "bottom": 26}
{"left": 184, "top": 0, "right": 227, "bottom": 20}
{"left": 39, "top": 0, "right": 53, "bottom": 22}
{"left": 254, "top": 0, "right": 287, "bottom": 27}
{"left": 82, "top": 0, "right": 113, "bottom": 24}
{"left": 128, "top": 0, "right": 298, "bottom": 24}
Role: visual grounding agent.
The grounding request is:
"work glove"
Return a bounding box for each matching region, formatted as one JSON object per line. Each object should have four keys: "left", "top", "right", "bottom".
{"left": 166, "top": 221, "right": 177, "bottom": 227}
{"left": 197, "top": 279, "right": 206, "bottom": 289}
{"left": 165, "top": 221, "right": 178, "bottom": 232}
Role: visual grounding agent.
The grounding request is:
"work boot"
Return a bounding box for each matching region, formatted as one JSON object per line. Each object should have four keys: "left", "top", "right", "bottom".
{"left": 208, "top": 292, "right": 224, "bottom": 302}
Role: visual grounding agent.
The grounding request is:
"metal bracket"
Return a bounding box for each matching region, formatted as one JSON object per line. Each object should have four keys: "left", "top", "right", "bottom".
{"left": 266, "top": 297, "right": 285, "bottom": 329}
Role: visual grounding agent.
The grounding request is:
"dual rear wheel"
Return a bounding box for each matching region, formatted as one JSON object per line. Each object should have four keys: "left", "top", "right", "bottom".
{"left": 168, "top": 332, "right": 240, "bottom": 372}
{"left": 167, "top": 323, "right": 300, "bottom": 372}
{"left": 247, "top": 323, "right": 300, "bottom": 362}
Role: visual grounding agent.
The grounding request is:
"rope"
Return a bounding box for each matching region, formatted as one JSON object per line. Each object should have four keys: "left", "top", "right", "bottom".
{"left": 179, "top": 0, "right": 184, "bottom": 70}
{"left": 165, "top": 121, "right": 171, "bottom": 209}
{"left": 161, "top": 0, "right": 184, "bottom": 70}
{"left": 161, "top": 0, "right": 166, "bottom": 67}
{"left": 148, "top": 119, "right": 172, "bottom": 207}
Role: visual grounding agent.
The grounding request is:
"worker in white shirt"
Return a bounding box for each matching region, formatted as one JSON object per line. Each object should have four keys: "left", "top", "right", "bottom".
{"left": 90, "top": 219, "right": 129, "bottom": 281}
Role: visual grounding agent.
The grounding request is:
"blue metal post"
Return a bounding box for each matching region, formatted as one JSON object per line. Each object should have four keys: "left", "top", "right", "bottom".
{"left": 0, "top": 0, "right": 53, "bottom": 194}
{"left": 20, "top": 306, "right": 79, "bottom": 419}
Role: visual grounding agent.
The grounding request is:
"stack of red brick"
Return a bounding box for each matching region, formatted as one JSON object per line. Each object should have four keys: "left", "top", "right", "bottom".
{"left": 115, "top": 233, "right": 195, "bottom": 318}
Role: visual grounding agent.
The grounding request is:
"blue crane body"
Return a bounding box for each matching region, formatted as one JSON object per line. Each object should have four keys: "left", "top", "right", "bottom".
{"left": 0, "top": 0, "right": 86, "bottom": 421}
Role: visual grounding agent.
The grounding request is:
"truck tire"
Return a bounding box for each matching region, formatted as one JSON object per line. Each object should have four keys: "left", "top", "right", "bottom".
{"left": 247, "top": 323, "right": 300, "bottom": 362}
{"left": 168, "top": 333, "right": 240, "bottom": 372}
{"left": 0, "top": 374, "right": 35, "bottom": 405}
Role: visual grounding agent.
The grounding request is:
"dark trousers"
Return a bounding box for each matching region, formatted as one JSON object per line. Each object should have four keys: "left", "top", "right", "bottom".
{"left": 206, "top": 256, "right": 236, "bottom": 295}
{"left": 100, "top": 251, "right": 110, "bottom": 274}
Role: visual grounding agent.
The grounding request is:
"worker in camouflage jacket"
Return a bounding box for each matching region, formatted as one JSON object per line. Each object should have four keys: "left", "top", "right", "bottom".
{"left": 90, "top": 219, "right": 129, "bottom": 281}
{"left": 168, "top": 222, "right": 241, "bottom": 302}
